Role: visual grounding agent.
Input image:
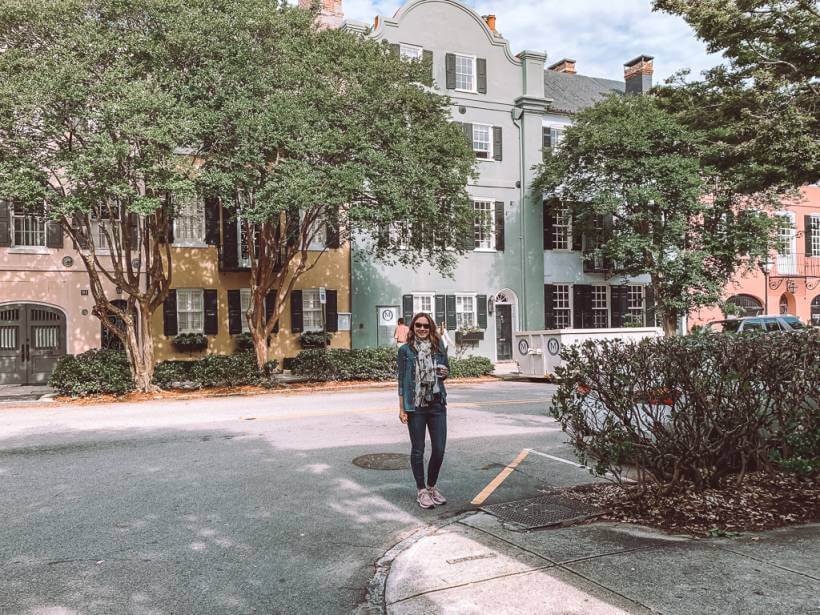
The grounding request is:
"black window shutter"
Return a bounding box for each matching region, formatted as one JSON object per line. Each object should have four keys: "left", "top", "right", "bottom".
{"left": 203, "top": 289, "right": 218, "bottom": 335}
{"left": 163, "top": 289, "right": 178, "bottom": 336}
{"left": 265, "top": 289, "right": 279, "bottom": 333}
{"left": 445, "top": 295, "right": 457, "bottom": 330}
{"left": 290, "top": 290, "right": 303, "bottom": 333}
{"left": 544, "top": 285, "right": 555, "bottom": 329}
{"left": 571, "top": 211, "right": 582, "bottom": 251}
{"left": 494, "top": 201, "right": 505, "bottom": 251}
{"left": 326, "top": 220, "right": 340, "bottom": 249}
{"left": 573, "top": 285, "right": 592, "bottom": 329}
{"left": 543, "top": 201, "right": 555, "bottom": 250}
{"left": 46, "top": 221, "right": 63, "bottom": 249}
{"left": 423, "top": 49, "right": 433, "bottom": 82}
{"left": 477, "top": 58, "right": 487, "bottom": 93}
{"left": 390, "top": 43, "right": 400, "bottom": 57}
{"left": 461, "top": 210, "right": 475, "bottom": 251}
{"left": 805, "top": 215, "right": 813, "bottom": 256}
{"left": 477, "top": 295, "right": 487, "bottom": 329}
{"left": 445, "top": 53, "right": 456, "bottom": 89}
{"left": 221, "top": 206, "right": 238, "bottom": 270}
{"left": 286, "top": 206, "right": 300, "bottom": 248}
{"left": 462, "top": 122, "right": 473, "bottom": 147}
{"left": 644, "top": 285, "right": 656, "bottom": 327}
{"left": 402, "top": 294, "right": 414, "bottom": 323}
{"left": 377, "top": 224, "right": 389, "bottom": 249}
{"left": 325, "top": 289, "right": 338, "bottom": 332}
{"left": 228, "top": 289, "right": 242, "bottom": 335}
{"left": 435, "top": 295, "right": 446, "bottom": 328}
{"left": 611, "top": 286, "right": 628, "bottom": 328}
{"left": 0, "top": 201, "right": 9, "bottom": 247}
{"left": 204, "top": 197, "right": 219, "bottom": 245}
{"left": 164, "top": 205, "right": 175, "bottom": 244}
{"left": 128, "top": 212, "right": 139, "bottom": 247}
{"left": 492, "top": 126, "right": 502, "bottom": 161}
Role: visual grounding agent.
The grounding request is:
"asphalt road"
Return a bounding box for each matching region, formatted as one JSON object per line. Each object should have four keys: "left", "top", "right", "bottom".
{"left": 0, "top": 380, "right": 594, "bottom": 615}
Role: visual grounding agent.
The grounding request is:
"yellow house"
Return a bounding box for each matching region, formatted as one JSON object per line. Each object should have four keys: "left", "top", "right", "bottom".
{"left": 151, "top": 196, "right": 351, "bottom": 366}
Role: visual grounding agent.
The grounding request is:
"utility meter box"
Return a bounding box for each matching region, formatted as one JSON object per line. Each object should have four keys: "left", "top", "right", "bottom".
{"left": 513, "top": 328, "right": 663, "bottom": 379}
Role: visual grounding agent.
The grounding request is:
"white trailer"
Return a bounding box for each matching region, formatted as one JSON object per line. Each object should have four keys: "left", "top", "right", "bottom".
{"left": 513, "top": 328, "right": 663, "bottom": 379}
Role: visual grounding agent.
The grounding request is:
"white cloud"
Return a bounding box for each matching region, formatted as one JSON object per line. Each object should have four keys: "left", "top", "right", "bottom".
{"left": 338, "top": 0, "right": 724, "bottom": 82}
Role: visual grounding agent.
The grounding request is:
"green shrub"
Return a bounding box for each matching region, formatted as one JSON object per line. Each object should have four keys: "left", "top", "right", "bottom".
{"left": 152, "top": 351, "right": 278, "bottom": 389}
{"left": 291, "top": 347, "right": 398, "bottom": 381}
{"left": 234, "top": 332, "right": 254, "bottom": 351}
{"left": 49, "top": 349, "right": 133, "bottom": 397}
{"left": 551, "top": 329, "right": 820, "bottom": 495}
{"left": 299, "top": 331, "right": 332, "bottom": 348}
{"left": 449, "top": 355, "right": 494, "bottom": 378}
{"left": 172, "top": 332, "right": 208, "bottom": 352}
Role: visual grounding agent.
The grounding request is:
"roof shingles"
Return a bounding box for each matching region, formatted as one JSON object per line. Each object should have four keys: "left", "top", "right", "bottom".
{"left": 543, "top": 70, "right": 625, "bottom": 115}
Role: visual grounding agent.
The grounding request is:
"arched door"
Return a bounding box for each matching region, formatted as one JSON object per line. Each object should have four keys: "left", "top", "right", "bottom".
{"left": 0, "top": 304, "right": 67, "bottom": 385}
{"left": 726, "top": 294, "right": 763, "bottom": 317}
{"left": 493, "top": 290, "right": 518, "bottom": 361}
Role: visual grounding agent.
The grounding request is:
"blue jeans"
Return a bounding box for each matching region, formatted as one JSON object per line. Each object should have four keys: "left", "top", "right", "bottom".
{"left": 407, "top": 399, "right": 447, "bottom": 490}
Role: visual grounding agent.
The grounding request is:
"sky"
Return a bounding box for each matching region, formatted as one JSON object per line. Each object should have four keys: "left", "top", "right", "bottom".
{"left": 333, "top": 0, "right": 725, "bottom": 82}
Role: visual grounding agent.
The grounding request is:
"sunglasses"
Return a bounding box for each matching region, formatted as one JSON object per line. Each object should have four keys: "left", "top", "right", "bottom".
{"left": 413, "top": 323, "right": 431, "bottom": 330}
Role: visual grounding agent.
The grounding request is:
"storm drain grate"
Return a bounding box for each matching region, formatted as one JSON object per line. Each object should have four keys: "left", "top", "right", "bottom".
{"left": 352, "top": 453, "right": 411, "bottom": 470}
{"left": 481, "top": 494, "right": 603, "bottom": 530}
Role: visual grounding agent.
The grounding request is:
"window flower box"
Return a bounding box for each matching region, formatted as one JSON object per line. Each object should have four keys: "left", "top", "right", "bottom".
{"left": 456, "top": 330, "right": 484, "bottom": 343}
{"left": 172, "top": 332, "right": 208, "bottom": 352}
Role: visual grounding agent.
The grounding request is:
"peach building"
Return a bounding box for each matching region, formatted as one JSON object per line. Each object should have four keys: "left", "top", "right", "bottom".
{"left": 688, "top": 185, "right": 820, "bottom": 328}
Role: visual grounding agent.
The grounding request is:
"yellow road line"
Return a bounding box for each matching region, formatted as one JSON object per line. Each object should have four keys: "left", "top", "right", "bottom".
{"left": 244, "top": 398, "right": 540, "bottom": 422}
{"left": 470, "top": 448, "right": 530, "bottom": 506}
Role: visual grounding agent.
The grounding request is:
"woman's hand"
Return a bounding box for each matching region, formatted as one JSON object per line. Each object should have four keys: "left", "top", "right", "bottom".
{"left": 399, "top": 408, "right": 408, "bottom": 424}
{"left": 437, "top": 366, "right": 449, "bottom": 379}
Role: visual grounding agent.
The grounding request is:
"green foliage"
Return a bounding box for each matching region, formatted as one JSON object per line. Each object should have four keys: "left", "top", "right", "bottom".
{"left": 234, "top": 332, "right": 254, "bottom": 351}
{"left": 653, "top": 0, "right": 819, "bottom": 190}
{"left": 551, "top": 329, "right": 820, "bottom": 495}
{"left": 172, "top": 333, "right": 208, "bottom": 352}
{"left": 49, "top": 350, "right": 133, "bottom": 397}
{"left": 291, "top": 347, "right": 399, "bottom": 381}
{"left": 299, "top": 331, "right": 332, "bottom": 348}
{"left": 152, "top": 351, "right": 278, "bottom": 389}
{"left": 534, "top": 94, "right": 782, "bottom": 334}
{"left": 448, "top": 356, "right": 494, "bottom": 378}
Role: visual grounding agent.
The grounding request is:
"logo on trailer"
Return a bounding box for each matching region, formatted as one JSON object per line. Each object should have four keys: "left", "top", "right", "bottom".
{"left": 517, "top": 339, "right": 529, "bottom": 355}
{"left": 547, "top": 338, "right": 561, "bottom": 356}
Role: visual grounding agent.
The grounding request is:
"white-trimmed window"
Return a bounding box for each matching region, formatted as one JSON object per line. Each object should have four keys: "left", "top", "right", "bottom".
{"left": 455, "top": 294, "right": 476, "bottom": 328}
{"left": 810, "top": 215, "right": 820, "bottom": 257}
{"left": 177, "top": 288, "right": 204, "bottom": 334}
{"left": 626, "top": 285, "right": 645, "bottom": 326}
{"left": 413, "top": 293, "right": 434, "bottom": 315}
{"left": 542, "top": 126, "right": 564, "bottom": 155}
{"left": 92, "top": 208, "right": 121, "bottom": 251}
{"left": 592, "top": 285, "right": 609, "bottom": 328}
{"left": 776, "top": 212, "right": 797, "bottom": 274}
{"left": 473, "top": 200, "right": 495, "bottom": 250}
{"left": 455, "top": 53, "right": 476, "bottom": 91}
{"left": 240, "top": 288, "right": 251, "bottom": 333}
{"left": 308, "top": 218, "right": 327, "bottom": 251}
{"left": 11, "top": 205, "right": 46, "bottom": 247}
{"left": 302, "top": 289, "right": 324, "bottom": 332}
{"left": 554, "top": 284, "right": 571, "bottom": 329}
{"left": 400, "top": 44, "right": 422, "bottom": 61}
{"left": 472, "top": 124, "right": 491, "bottom": 159}
{"left": 174, "top": 195, "right": 205, "bottom": 245}
{"left": 237, "top": 218, "right": 258, "bottom": 267}
{"left": 553, "top": 205, "right": 572, "bottom": 250}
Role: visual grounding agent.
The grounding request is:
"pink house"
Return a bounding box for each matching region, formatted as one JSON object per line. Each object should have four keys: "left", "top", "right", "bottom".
{"left": 689, "top": 185, "right": 820, "bottom": 329}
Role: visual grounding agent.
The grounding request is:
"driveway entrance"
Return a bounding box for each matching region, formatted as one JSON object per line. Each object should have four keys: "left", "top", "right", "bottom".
{"left": 0, "top": 304, "right": 66, "bottom": 385}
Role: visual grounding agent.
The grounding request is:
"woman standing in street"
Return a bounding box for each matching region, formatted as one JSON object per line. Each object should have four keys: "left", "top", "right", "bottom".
{"left": 398, "top": 312, "right": 450, "bottom": 509}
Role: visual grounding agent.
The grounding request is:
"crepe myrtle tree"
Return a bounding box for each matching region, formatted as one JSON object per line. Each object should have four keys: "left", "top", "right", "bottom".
{"left": 0, "top": 0, "right": 200, "bottom": 391}
{"left": 194, "top": 3, "right": 476, "bottom": 367}
{"left": 534, "top": 94, "right": 783, "bottom": 336}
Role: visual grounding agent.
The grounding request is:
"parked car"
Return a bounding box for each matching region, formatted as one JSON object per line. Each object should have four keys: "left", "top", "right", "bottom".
{"left": 704, "top": 315, "right": 807, "bottom": 333}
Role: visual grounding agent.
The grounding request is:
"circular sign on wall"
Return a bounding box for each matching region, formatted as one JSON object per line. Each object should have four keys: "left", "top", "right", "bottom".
{"left": 547, "top": 338, "right": 561, "bottom": 356}
{"left": 518, "top": 339, "right": 529, "bottom": 355}
{"left": 379, "top": 308, "right": 397, "bottom": 326}
{"left": 61, "top": 256, "right": 74, "bottom": 268}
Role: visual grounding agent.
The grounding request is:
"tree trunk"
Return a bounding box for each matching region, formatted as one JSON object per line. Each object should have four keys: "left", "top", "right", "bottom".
{"left": 662, "top": 313, "right": 678, "bottom": 336}
{"left": 253, "top": 334, "right": 269, "bottom": 368}
{"left": 249, "top": 292, "right": 269, "bottom": 367}
{"left": 125, "top": 302, "right": 159, "bottom": 393}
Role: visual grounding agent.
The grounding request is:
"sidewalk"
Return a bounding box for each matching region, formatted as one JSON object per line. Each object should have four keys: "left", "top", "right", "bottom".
{"left": 380, "top": 513, "right": 820, "bottom": 614}
{"left": 0, "top": 384, "right": 54, "bottom": 403}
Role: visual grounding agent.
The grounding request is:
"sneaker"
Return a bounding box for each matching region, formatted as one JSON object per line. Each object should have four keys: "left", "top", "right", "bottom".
{"left": 417, "top": 488, "right": 435, "bottom": 509}
{"left": 427, "top": 485, "right": 447, "bottom": 506}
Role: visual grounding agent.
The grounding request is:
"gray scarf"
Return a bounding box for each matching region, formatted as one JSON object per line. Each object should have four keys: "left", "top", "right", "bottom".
{"left": 413, "top": 339, "right": 438, "bottom": 406}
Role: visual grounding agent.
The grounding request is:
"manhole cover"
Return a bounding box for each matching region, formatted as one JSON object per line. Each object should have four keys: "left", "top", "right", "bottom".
{"left": 352, "top": 453, "right": 410, "bottom": 470}
{"left": 481, "top": 494, "right": 603, "bottom": 530}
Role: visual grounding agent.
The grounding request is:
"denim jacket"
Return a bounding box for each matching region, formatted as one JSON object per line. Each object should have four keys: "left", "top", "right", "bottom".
{"left": 397, "top": 343, "right": 449, "bottom": 412}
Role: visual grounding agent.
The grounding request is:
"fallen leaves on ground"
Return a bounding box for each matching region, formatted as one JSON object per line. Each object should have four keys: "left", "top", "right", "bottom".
{"left": 562, "top": 472, "right": 819, "bottom": 536}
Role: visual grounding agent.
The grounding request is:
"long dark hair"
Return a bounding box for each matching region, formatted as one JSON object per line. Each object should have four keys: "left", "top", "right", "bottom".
{"left": 407, "top": 312, "right": 441, "bottom": 353}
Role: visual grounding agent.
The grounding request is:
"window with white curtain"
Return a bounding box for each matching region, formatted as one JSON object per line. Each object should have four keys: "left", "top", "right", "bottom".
{"left": 174, "top": 195, "right": 205, "bottom": 244}
{"left": 473, "top": 200, "right": 495, "bottom": 250}
{"left": 455, "top": 294, "right": 476, "bottom": 328}
{"left": 240, "top": 288, "right": 251, "bottom": 333}
{"left": 177, "top": 288, "right": 204, "bottom": 334}
{"left": 413, "top": 294, "right": 434, "bottom": 315}
{"left": 302, "top": 289, "right": 324, "bottom": 332}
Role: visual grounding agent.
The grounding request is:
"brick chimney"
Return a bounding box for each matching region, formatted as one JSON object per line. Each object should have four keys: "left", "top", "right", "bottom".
{"left": 624, "top": 55, "right": 654, "bottom": 95}
{"left": 482, "top": 14, "right": 497, "bottom": 32}
{"left": 548, "top": 58, "right": 576, "bottom": 75}
{"left": 298, "top": 0, "right": 344, "bottom": 30}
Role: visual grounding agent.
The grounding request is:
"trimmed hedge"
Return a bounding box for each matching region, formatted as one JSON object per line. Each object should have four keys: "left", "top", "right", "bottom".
{"left": 551, "top": 329, "right": 820, "bottom": 495}
{"left": 153, "top": 351, "right": 278, "bottom": 389}
{"left": 291, "top": 347, "right": 494, "bottom": 381}
{"left": 49, "top": 349, "right": 133, "bottom": 397}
